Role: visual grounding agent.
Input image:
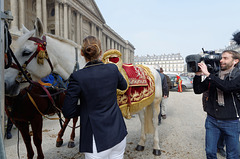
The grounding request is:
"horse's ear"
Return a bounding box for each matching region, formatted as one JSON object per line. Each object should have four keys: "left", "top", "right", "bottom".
{"left": 22, "top": 24, "right": 29, "bottom": 34}
{"left": 34, "top": 17, "right": 44, "bottom": 37}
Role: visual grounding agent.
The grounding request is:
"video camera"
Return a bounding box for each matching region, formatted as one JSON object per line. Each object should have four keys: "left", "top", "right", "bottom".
{"left": 185, "top": 48, "right": 221, "bottom": 73}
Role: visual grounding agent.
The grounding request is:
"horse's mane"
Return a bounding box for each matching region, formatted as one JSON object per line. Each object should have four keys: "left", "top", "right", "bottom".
{"left": 15, "top": 31, "right": 81, "bottom": 50}
{"left": 45, "top": 33, "right": 81, "bottom": 49}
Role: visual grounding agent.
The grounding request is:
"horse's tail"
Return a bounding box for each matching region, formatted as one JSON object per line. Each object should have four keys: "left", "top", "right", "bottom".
{"left": 144, "top": 105, "right": 155, "bottom": 134}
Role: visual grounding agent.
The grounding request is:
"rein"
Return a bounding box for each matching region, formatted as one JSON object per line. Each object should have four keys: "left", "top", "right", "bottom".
{"left": 24, "top": 82, "right": 65, "bottom": 121}
{"left": 4, "top": 20, "right": 13, "bottom": 69}
{"left": 27, "top": 92, "right": 60, "bottom": 120}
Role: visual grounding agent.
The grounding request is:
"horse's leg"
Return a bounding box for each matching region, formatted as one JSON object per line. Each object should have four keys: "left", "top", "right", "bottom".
{"left": 135, "top": 109, "right": 146, "bottom": 151}
{"left": 152, "top": 100, "right": 161, "bottom": 156}
{"left": 15, "top": 121, "right": 34, "bottom": 159}
{"left": 68, "top": 117, "right": 78, "bottom": 148}
{"left": 30, "top": 115, "right": 44, "bottom": 159}
{"left": 56, "top": 118, "right": 71, "bottom": 147}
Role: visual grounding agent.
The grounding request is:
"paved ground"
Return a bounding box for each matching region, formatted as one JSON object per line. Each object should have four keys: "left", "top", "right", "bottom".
{"left": 4, "top": 89, "right": 225, "bottom": 159}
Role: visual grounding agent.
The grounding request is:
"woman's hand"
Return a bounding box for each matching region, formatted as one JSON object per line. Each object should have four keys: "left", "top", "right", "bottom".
{"left": 198, "top": 63, "right": 210, "bottom": 77}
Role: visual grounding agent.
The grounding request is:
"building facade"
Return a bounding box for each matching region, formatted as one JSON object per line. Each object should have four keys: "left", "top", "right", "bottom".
{"left": 4, "top": 0, "right": 135, "bottom": 63}
{"left": 134, "top": 53, "right": 185, "bottom": 74}
{"left": 224, "top": 41, "right": 240, "bottom": 52}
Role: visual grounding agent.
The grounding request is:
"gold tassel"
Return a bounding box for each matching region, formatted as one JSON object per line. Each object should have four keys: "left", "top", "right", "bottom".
{"left": 37, "top": 50, "right": 46, "bottom": 65}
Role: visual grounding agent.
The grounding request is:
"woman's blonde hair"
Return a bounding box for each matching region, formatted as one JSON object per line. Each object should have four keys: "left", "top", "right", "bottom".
{"left": 81, "top": 36, "right": 102, "bottom": 61}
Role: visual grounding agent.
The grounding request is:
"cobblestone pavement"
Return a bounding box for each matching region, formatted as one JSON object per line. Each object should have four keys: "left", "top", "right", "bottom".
{"left": 4, "top": 89, "right": 225, "bottom": 159}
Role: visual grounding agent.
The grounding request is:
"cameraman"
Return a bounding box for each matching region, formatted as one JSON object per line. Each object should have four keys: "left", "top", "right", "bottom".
{"left": 193, "top": 50, "right": 240, "bottom": 159}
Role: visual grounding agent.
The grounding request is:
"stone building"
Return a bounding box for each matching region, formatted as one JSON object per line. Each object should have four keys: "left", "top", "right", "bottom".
{"left": 4, "top": 0, "right": 135, "bottom": 63}
{"left": 224, "top": 40, "right": 240, "bottom": 52}
{"left": 134, "top": 53, "right": 185, "bottom": 74}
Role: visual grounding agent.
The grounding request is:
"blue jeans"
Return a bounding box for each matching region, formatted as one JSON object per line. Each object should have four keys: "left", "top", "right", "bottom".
{"left": 205, "top": 115, "right": 239, "bottom": 159}
{"left": 217, "top": 133, "right": 225, "bottom": 149}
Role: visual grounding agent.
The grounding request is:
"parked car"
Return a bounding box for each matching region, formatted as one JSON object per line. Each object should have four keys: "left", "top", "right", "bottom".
{"left": 166, "top": 74, "right": 193, "bottom": 91}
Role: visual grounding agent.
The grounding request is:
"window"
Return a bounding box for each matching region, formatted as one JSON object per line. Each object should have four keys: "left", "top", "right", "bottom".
{"left": 51, "top": 8, "right": 55, "bottom": 16}
{"left": 50, "top": 29, "right": 55, "bottom": 34}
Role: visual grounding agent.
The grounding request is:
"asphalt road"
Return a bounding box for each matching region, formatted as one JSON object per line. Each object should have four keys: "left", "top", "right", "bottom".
{"left": 4, "top": 89, "right": 225, "bottom": 159}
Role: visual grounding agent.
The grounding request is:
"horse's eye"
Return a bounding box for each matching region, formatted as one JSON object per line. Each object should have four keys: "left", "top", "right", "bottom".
{"left": 22, "top": 50, "right": 32, "bottom": 56}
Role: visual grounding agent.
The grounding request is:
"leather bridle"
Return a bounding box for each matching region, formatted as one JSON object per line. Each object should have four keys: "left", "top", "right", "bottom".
{"left": 10, "top": 36, "right": 53, "bottom": 84}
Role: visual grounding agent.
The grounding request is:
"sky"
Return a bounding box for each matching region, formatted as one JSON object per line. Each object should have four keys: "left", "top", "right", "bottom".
{"left": 94, "top": 0, "right": 240, "bottom": 58}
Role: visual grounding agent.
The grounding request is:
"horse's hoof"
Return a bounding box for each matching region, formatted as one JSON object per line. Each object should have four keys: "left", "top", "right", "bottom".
{"left": 135, "top": 145, "right": 144, "bottom": 151}
{"left": 56, "top": 140, "right": 63, "bottom": 147}
{"left": 153, "top": 149, "right": 161, "bottom": 156}
{"left": 68, "top": 141, "right": 75, "bottom": 148}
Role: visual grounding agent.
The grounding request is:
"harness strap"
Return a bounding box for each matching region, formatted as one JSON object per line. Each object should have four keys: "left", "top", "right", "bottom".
{"left": 33, "top": 81, "right": 62, "bottom": 112}
{"left": 29, "top": 36, "right": 46, "bottom": 45}
{"left": 27, "top": 92, "right": 60, "bottom": 120}
{"left": 24, "top": 50, "right": 38, "bottom": 66}
{"left": 28, "top": 36, "right": 54, "bottom": 72}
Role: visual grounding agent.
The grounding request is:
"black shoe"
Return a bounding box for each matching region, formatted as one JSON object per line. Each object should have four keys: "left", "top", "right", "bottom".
{"left": 6, "top": 132, "right": 12, "bottom": 139}
{"left": 217, "top": 148, "right": 226, "bottom": 157}
{"left": 161, "top": 115, "right": 167, "bottom": 119}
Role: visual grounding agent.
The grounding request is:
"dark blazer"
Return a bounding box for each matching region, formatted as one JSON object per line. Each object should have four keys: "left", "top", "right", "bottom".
{"left": 62, "top": 61, "right": 128, "bottom": 153}
{"left": 193, "top": 67, "right": 240, "bottom": 120}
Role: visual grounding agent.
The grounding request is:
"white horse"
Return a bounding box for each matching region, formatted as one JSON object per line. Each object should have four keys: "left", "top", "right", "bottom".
{"left": 4, "top": 18, "right": 86, "bottom": 96}
{"left": 4, "top": 18, "right": 162, "bottom": 156}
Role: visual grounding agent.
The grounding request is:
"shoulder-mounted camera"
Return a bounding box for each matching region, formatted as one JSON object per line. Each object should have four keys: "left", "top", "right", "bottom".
{"left": 185, "top": 48, "right": 221, "bottom": 73}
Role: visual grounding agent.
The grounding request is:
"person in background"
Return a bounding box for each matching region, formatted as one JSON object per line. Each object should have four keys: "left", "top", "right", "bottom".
{"left": 176, "top": 75, "right": 182, "bottom": 93}
{"left": 193, "top": 50, "right": 240, "bottom": 159}
{"left": 5, "top": 117, "right": 13, "bottom": 139}
{"left": 156, "top": 68, "right": 168, "bottom": 125}
{"left": 159, "top": 68, "right": 171, "bottom": 120}
{"left": 62, "top": 36, "right": 128, "bottom": 159}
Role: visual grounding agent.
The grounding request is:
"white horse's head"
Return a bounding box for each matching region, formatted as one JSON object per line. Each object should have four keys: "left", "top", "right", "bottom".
{"left": 5, "top": 18, "right": 85, "bottom": 96}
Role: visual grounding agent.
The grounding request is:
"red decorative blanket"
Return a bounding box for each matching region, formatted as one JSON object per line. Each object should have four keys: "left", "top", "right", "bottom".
{"left": 122, "top": 64, "right": 148, "bottom": 86}
{"left": 118, "top": 64, "right": 155, "bottom": 118}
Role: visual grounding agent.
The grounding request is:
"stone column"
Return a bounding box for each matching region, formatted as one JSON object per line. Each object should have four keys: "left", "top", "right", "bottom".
{"left": 55, "top": 1, "right": 60, "bottom": 36}
{"left": 111, "top": 40, "right": 114, "bottom": 49}
{"left": 10, "top": 0, "right": 18, "bottom": 31}
{"left": 99, "top": 29, "right": 103, "bottom": 49}
{"left": 76, "top": 12, "right": 80, "bottom": 44}
{"left": 42, "top": 0, "right": 47, "bottom": 32}
{"left": 120, "top": 46, "right": 124, "bottom": 60}
{"left": 98, "top": 28, "right": 102, "bottom": 41}
{"left": 91, "top": 23, "right": 95, "bottom": 36}
{"left": 79, "top": 14, "right": 83, "bottom": 44}
{"left": 117, "top": 44, "right": 120, "bottom": 51}
{"left": 107, "top": 37, "right": 110, "bottom": 50}
{"left": 102, "top": 34, "right": 106, "bottom": 52}
{"left": 36, "top": 0, "right": 42, "bottom": 21}
{"left": 59, "top": 3, "right": 63, "bottom": 37}
{"left": 68, "top": 6, "right": 72, "bottom": 40}
{"left": 63, "top": 3, "right": 68, "bottom": 39}
{"left": 19, "top": 0, "right": 25, "bottom": 29}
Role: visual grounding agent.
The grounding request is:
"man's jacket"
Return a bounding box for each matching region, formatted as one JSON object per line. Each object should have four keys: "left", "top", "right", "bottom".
{"left": 193, "top": 67, "right": 240, "bottom": 120}
{"left": 157, "top": 70, "right": 168, "bottom": 97}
